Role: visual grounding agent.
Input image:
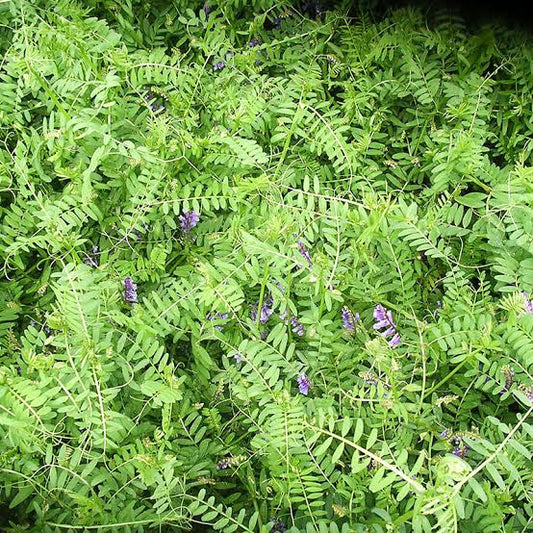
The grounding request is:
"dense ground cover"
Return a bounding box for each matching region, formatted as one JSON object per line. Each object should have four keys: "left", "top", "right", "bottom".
{"left": 0, "top": 1, "right": 532, "bottom": 531}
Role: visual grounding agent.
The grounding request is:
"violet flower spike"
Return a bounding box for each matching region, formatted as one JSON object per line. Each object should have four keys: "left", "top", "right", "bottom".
{"left": 452, "top": 446, "right": 469, "bottom": 458}
{"left": 179, "top": 210, "right": 199, "bottom": 233}
{"left": 207, "top": 312, "right": 228, "bottom": 331}
{"left": 213, "top": 60, "right": 225, "bottom": 71}
{"left": 270, "top": 518, "right": 286, "bottom": 533}
{"left": 290, "top": 316, "right": 305, "bottom": 336}
{"left": 122, "top": 277, "right": 138, "bottom": 304}
{"left": 373, "top": 304, "right": 400, "bottom": 348}
{"left": 251, "top": 296, "right": 274, "bottom": 325}
{"left": 499, "top": 366, "right": 514, "bottom": 394}
{"left": 260, "top": 306, "right": 273, "bottom": 324}
{"left": 297, "top": 372, "right": 311, "bottom": 395}
{"left": 521, "top": 292, "right": 533, "bottom": 314}
{"left": 518, "top": 384, "right": 533, "bottom": 402}
{"left": 84, "top": 245, "right": 99, "bottom": 268}
{"left": 388, "top": 333, "right": 401, "bottom": 348}
{"left": 216, "top": 459, "right": 230, "bottom": 470}
{"left": 341, "top": 306, "right": 359, "bottom": 333}
{"left": 297, "top": 239, "right": 313, "bottom": 268}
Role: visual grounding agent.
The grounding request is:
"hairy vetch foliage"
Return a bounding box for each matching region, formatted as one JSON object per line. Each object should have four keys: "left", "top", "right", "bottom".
{"left": 0, "top": 1, "right": 532, "bottom": 532}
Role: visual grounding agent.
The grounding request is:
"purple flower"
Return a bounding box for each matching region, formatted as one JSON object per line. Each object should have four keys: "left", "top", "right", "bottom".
{"left": 213, "top": 61, "right": 225, "bottom": 71}
{"left": 373, "top": 304, "right": 400, "bottom": 348}
{"left": 341, "top": 306, "right": 359, "bottom": 333}
{"left": 84, "top": 245, "right": 99, "bottom": 268}
{"left": 207, "top": 312, "right": 229, "bottom": 331}
{"left": 518, "top": 384, "right": 533, "bottom": 402}
{"left": 260, "top": 304, "right": 274, "bottom": 324}
{"left": 290, "top": 316, "right": 305, "bottom": 336}
{"left": 297, "top": 239, "right": 313, "bottom": 268}
{"left": 452, "top": 446, "right": 469, "bottom": 458}
{"left": 216, "top": 459, "right": 230, "bottom": 470}
{"left": 150, "top": 103, "right": 165, "bottom": 113}
{"left": 234, "top": 353, "right": 243, "bottom": 364}
{"left": 521, "top": 292, "right": 533, "bottom": 314}
{"left": 260, "top": 329, "right": 269, "bottom": 340}
{"left": 251, "top": 296, "right": 274, "bottom": 325}
{"left": 122, "top": 277, "right": 138, "bottom": 304}
{"left": 280, "top": 311, "right": 305, "bottom": 336}
{"left": 249, "top": 38, "right": 260, "bottom": 47}
{"left": 270, "top": 518, "right": 286, "bottom": 533}
{"left": 179, "top": 210, "right": 199, "bottom": 233}
{"left": 499, "top": 366, "right": 514, "bottom": 394}
{"left": 144, "top": 91, "right": 165, "bottom": 113}
{"left": 121, "top": 228, "right": 143, "bottom": 244}
{"left": 297, "top": 372, "right": 311, "bottom": 395}
{"left": 439, "top": 429, "right": 449, "bottom": 440}
{"left": 388, "top": 333, "right": 401, "bottom": 348}
{"left": 359, "top": 371, "right": 378, "bottom": 386}
{"left": 202, "top": 2, "right": 211, "bottom": 16}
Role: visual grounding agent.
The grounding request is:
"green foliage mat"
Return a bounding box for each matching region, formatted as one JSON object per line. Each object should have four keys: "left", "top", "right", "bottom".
{"left": 0, "top": 1, "right": 532, "bottom": 531}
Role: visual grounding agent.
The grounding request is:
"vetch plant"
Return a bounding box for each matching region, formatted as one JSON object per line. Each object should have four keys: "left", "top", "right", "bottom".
{"left": 0, "top": 1, "right": 532, "bottom": 533}
{"left": 373, "top": 304, "right": 401, "bottom": 348}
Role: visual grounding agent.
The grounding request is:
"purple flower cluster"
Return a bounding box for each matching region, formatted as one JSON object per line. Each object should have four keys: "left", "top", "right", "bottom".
{"left": 452, "top": 446, "right": 469, "bottom": 458}
{"left": 359, "top": 371, "right": 378, "bottom": 387}
{"left": 249, "top": 38, "right": 260, "bottom": 47}
{"left": 251, "top": 295, "right": 274, "bottom": 324}
{"left": 290, "top": 316, "right": 305, "bottom": 336}
{"left": 270, "top": 518, "right": 286, "bottom": 533}
{"left": 84, "top": 245, "right": 99, "bottom": 268}
{"left": 280, "top": 310, "right": 305, "bottom": 336}
{"left": 499, "top": 366, "right": 514, "bottom": 395}
{"left": 216, "top": 459, "right": 230, "bottom": 470}
{"left": 518, "top": 384, "right": 533, "bottom": 402}
{"left": 213, "top": 61, "right": 225, "bottom": 71}
{"left": 143, "top": 90, "right": 165, "bottom": 113}
{"left": 521, "top": 292, "right": 533, "bottom": 314}
{"left": 297, "top": 239, "right": 313, "bottom": 268}
{"left": 439, "top": 429, "right": 449, "bottom": 439}
{"left": 234, "top": 353, "right": 243, "bottom": 364}
{"left": 207, "top": 312, "right": 229, "bottom": 331}
{"left": 122, "top": 277, "right": 138, "bottom": 304}
{"left": 297, "top": 372, "right": 311, "bottom": 395}
{"left": 121, "top": 227, "right": 145, "bottom": 244}
{"left": 341, "top": 306, "right": 359, "bottom": 333}
{"left": 179, "top": 210, "right": 199, "bottom": 233}
{"left": 373, "top": 304, "right": 400, "bottom": 348}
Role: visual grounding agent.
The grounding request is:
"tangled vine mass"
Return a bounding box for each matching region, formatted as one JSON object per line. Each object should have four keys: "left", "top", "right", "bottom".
{"left": 0, "top": 1, "right": 532, "bottom": 532}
